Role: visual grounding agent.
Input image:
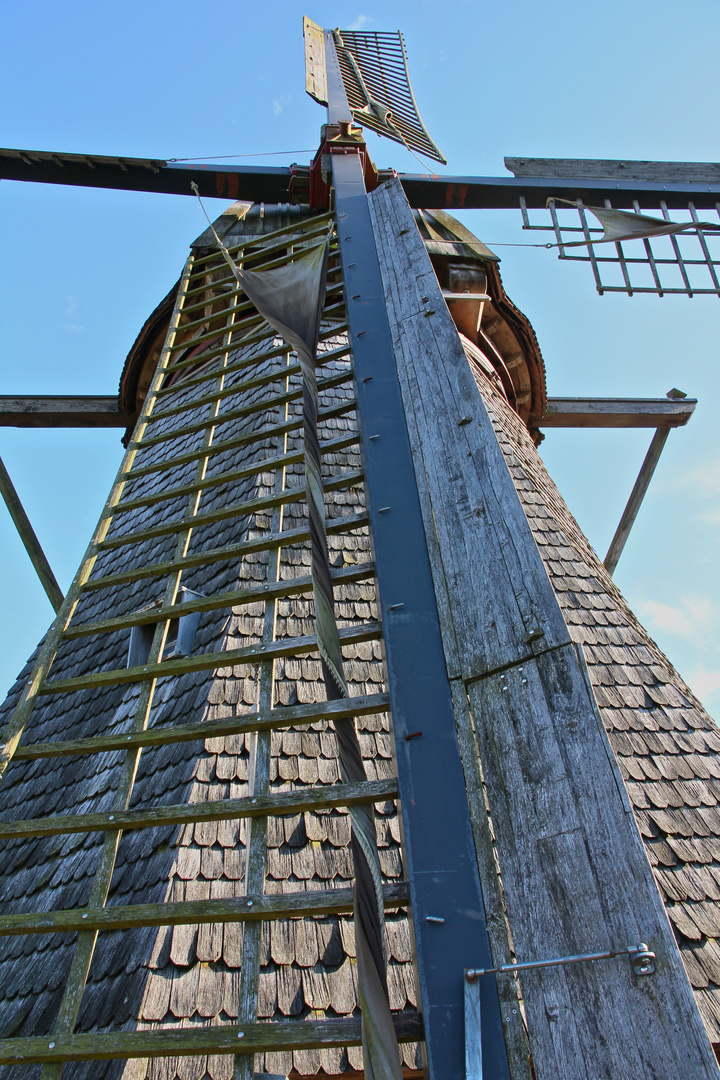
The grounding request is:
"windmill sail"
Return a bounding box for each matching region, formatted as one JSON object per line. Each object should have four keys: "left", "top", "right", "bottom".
{"left": 303, "top": 17, "right": 446, "bottom": 165}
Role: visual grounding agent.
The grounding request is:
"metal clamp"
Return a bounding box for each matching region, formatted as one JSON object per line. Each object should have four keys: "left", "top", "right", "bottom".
{"left": 466, "top": 941, "right": 656, "bottom": 982}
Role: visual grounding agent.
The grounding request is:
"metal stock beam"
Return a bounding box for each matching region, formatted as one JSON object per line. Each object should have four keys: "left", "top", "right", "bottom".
{"left": 3, "top": 147, "right": 720, "bottom": 211}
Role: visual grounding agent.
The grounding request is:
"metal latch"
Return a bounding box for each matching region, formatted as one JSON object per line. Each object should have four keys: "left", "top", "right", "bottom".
{"left": 464, "top": 943, "right": 656, "bottom": 1079}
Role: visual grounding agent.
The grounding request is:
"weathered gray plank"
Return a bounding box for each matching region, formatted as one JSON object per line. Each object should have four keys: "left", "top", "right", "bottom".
{"left": 0, "top": 396, "right": 128, "bottom": 427}
{"left": 368, "top": 176, "right": 719, "bottom": 1080}
{"left": 467, "top": 646, "right": 718, "bottom": 1079}
{"left": 368, "top": 179, "right": 569, "bottom": 681}
{"left": 0, "top": 1014, "right": 423, "bottom": 1065}
{"left": 534, "top": 396, "right": 696, "bottom": 428}
{"left": 0, "top": 882, "right": 410, "bottom": 937}
{"left": 0, "top": 778, "right": 398, "bottom": 840}
{"left": 505, "top": 156, "right": 720, "bottom": 183}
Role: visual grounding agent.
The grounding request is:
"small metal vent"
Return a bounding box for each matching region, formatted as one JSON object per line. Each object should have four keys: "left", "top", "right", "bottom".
{"left": 332, "top": 28, "right": 446, "bottom": 165}
{"left": 520, "top": 196, "right": 720, "bottom": 298}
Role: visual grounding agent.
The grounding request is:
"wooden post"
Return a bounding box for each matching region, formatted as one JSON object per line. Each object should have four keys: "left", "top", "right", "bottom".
{"left": 604, "top": 426, "right": 670, "bottom": 575}
{"left": 368, "top": 176, "right": 719, "bottom": 1080}
{"left": 0, "top": 454, "right": 63, "bottom": 612}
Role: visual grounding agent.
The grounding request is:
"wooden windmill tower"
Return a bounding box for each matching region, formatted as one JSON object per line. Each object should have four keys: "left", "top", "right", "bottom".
{"left": 0, "top": 16, "right": 719, "bottom": 1080}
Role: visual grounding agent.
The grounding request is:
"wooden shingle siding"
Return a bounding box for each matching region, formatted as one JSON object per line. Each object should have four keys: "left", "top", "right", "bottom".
{"left": 0, "top": 216, "right": 421, "bottom": 1079}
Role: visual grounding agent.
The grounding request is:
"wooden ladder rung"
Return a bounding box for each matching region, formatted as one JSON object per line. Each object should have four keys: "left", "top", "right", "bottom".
{"left": 80, "top": 511, "right": 370, "bottom": 593}
{"left": 13, "top": 691, "right": 389, "bottom": 761}
{"left": 114, "top": 432, "right": 360, "bottom": 515}
{"left": 0, "top": 1013, "right": 423, "bottom": 1066}
{"left": 0, "top": 776, "right": 398, "bottom": 840}
{"left": 96, "top": 468, "right": 364, "bottom": 553}
{"left": 0, "top": 881, "right": 409, "bottom": 937}
{"left": 65, "top": 561, "right": 374, "bottom": 640}
{"left": 129, "top": 398, "right": 356, "bottom": 482}
{"left": 139, "top": 368, "right": 353, "bottom": 450}
{"left": 40, "top": 620, "right": 381, "bottom": 695}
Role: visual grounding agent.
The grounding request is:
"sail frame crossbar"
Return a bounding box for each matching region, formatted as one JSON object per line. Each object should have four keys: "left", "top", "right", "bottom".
{"left": 0, "top": 214, "right": 422, "bottom": 1075}
{"left": 520, "top": 196, "right": 720, "bottom": 297}
{"left": 333, "top": 27, "right": 447, "bottom": 165}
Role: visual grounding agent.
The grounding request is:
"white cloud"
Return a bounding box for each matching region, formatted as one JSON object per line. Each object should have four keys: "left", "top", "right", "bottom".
{"left": 273, "top": 94, "right": 291, "bottom": 117}
{"left": 348, "top": 15, "right": 372, "bottom": 30}
{"left": 639, "top": 599, "right": 696, "bottom": 640}
{"left": 62, "top": 323, "right": 84, "bottom": 333}
{"left": 687, "top": 667, "right": 720, "bottom": 705}
{"left": 637, "top": 593, "right": 716, "bottom": 644}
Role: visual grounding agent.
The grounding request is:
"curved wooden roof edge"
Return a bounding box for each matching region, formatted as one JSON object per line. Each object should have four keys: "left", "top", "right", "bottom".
{"left": 118, "top": 201, "right": 548, "bottom": 440}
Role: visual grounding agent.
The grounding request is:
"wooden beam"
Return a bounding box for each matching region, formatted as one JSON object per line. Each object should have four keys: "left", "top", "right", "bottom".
{"left": 532, "top": 397, "right": 696, "bottom": 429}
{"left": 0, "top": 455, "right": 64, "bottom": 612}
{"left": 0, "top": 882, "right": 410, "bottom": 937}
{"left": 604, "top": 427, "right": 671, "bottom": 576}
{"left": 0, "top": 396, "right": 129, "bottom": 428}
{"left": 369, "top": 177, "right": 719, "bottom": 1080}
{"left": 505, "top": 157, "right": 720, "bottom": 184}
{"left": 0, "top": 777, "right": 398, "bottom": 841}
{"left": 0, "top": 1015, "right": 424, "bottom": 1066}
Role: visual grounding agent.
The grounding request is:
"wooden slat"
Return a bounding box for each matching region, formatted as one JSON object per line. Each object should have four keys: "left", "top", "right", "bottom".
{"left": 0, "top": 881, "right": 410, "bottom": 937}
{"left": 129, "top": 397, "right": 357, "bottom": 482}
{"left": 96, "top": 467, "right": 364, "bottom": 552}
{"left": 113, "top": 431, "right": 360, "bottom": 515}
{"left": 40, "top": 620, "right": 381, "bottom": 694}
{"left": 161, "top": 304, "right": 347, "bottom": 380}
{"left": 0, "top": 1014, "right": 423, "bottom": 1066}
{"left": 504, "top": 156, "right": 720, "bottom": 183}
{"left": 0, "top": 396, "right": 129, "bottom": 428}
{"left": 190, "top": 211, "right": 334, "bottom": 268}
{"left": 181, "top": 242, "right": 338, "bottom": 305}
{"left": 147, "top": 335, "right": 346, "bottom": 426}
{"left": 0, "top": 777, "right": 398, "bottom": 840}
{"left": 532, "top": 396, "right": 696, "bottom": 429}
{"left": 139, "top": 367, "right": 352, "bottom": 449}
{"left": 80, "top": 510, "right": 369, "bottom": 593}
{"left": 153, "top": 339, "right": 350, "bottom": 402}
{"left": 14, "top": 691, "right": 390, "bottom": 760}
{"left": 65, "top": 561, "right": 374, "bottom": 640}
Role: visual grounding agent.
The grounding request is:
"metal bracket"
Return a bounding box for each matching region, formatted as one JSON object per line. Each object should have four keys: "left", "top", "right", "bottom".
{"left": 466, "top": 941, "right": 656, "bottom": 983}
{"left": 465, "top": 944, "right": 655, "bottom": 1078}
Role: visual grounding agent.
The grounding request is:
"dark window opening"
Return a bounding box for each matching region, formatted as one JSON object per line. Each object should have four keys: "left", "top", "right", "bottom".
{"left": 127, "top": 588, "right": 205, "bottom": 668}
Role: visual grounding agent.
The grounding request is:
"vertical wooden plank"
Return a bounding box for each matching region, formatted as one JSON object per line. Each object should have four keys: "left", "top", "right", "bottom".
{"left": 368, "top": 176, "right": 720, "bottom": 1080}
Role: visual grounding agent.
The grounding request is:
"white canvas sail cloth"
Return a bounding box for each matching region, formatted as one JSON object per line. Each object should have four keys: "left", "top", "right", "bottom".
{"left": 549, "top": 197, "right": 720, "bottom": 246}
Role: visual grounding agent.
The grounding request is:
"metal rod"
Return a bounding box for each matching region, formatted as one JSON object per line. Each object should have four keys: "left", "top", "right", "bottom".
{"left": 604, "top": 427, "right": 671, "bottom": 576}
{"left": 466, "top": 942, "right": 655, "bottom": 980}
{"left": 0, "top": 454, "right": 64, "bottom": 612}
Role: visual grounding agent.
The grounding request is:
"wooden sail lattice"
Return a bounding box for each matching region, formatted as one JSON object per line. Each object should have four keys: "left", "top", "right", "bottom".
{"left": 330, "top": 28, "right": 446, "bottom": 165}
{"left": 519, "top": 196, "right": 720, "bottom": 297}
{"left": 0, "top": 212, "right": 422, "bottom": 1073}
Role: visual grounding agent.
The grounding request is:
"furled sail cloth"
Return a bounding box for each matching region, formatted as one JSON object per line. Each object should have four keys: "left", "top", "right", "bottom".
{"left": 191, "top": 186, "right": 402, "bottom": 1080}
{"left": 549, "top": 197, "right": 720, "bottom": 246}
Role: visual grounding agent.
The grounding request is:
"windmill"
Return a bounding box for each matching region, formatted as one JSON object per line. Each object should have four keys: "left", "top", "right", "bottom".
{"left": 0, "top": 15, "right": 718, "bottom": 1080}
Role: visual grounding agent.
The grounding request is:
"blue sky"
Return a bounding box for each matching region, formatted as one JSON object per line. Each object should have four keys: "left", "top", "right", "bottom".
{"left": 0, "top": 0, "right": 719, "bottom": 712}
